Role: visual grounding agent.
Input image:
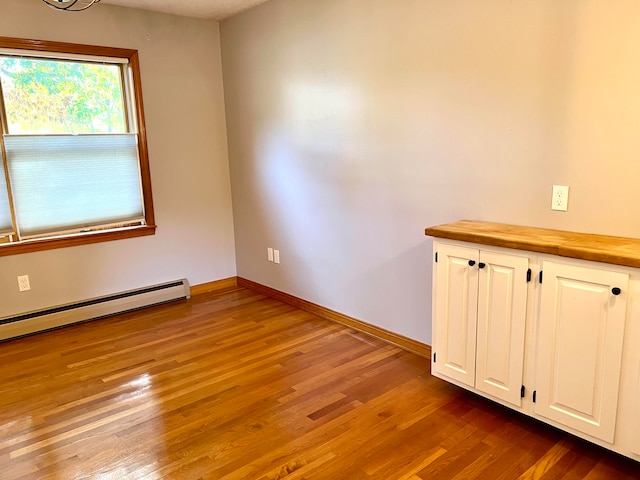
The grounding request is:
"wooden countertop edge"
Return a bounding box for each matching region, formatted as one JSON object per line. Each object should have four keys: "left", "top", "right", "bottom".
{"left": 423, "top": 229, "right": 561, "bottom": 255}
{"left": 556, "top": 248, "right": 640, "bottom": 269}
{"left": 425, "top": 222, "right": 640, "bottom": 269}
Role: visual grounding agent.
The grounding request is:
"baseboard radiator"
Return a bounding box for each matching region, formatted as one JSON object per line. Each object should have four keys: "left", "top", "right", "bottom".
{"left": 0, "top": 279, "right": 190, "bottom": 342}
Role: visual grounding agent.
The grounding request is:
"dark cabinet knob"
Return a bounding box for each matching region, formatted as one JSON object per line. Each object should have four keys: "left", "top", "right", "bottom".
{"left": 468, "top": 260, "right": 476, "bottom": 267}
{"left": 612, "top": 287, "right": 621, "bottom": 296}
{"left": 478, "top": 262, "right": 486, "bottom": 269}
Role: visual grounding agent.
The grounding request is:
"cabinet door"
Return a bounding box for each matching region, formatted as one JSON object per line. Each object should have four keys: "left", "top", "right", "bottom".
{"left": 535, "top": 261, "right": 628, "bottom": 443}
{"left": 432, "top": 243, "right": 478, "bottom": 387}
{"left": 475, "top": 251, "right": 529, "bottom": 406}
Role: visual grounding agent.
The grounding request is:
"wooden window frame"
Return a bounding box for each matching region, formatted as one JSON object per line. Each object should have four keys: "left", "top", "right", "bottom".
{"left": 0, "top": 36, "right": 156, "bottom": 257}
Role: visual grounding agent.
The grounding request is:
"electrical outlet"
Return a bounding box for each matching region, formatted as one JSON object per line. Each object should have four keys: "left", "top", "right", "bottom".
{"left": 267, "top": 247, "right": 274, "bottom": 262}
{"left": 17, "top": 275, "right": 31, "bottom": 292}
{"left": 274, "top": 249, "right": 280, "bottom": 264}
{"left": 551, "top": 185, "right": 569, "bottom": 211}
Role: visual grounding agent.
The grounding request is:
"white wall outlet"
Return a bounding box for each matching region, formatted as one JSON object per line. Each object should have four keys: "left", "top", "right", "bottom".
{"left": 267, "top": 247, "right": 274, "bottom": 262}
{"left": 17, "top": 274, "right": 31, "bottom": 292}
{"left": 273, "top": 249, "right": 280, "bottom": 264}
{"left": 551, "top": 185, "right": 569, "bottom": 211}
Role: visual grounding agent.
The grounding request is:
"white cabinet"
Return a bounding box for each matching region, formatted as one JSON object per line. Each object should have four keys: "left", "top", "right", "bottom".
{"left": 427, "top": 221, "right": 640, "bottom": 461}
{"left": 432, "top": 241, "right": 530, "bottom": 407}
{"left": 534, "top": 260, "right": 628, "bottom": 443}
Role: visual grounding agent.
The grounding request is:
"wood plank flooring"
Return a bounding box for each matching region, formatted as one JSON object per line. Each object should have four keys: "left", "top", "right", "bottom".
{"left": 1, "top": 286, "right": 639, "bottom": 479}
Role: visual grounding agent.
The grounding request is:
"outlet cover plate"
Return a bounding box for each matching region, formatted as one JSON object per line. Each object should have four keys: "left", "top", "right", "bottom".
{"left": 552, "top": 185, "right": 569, "bottom": 211}
{"left": 17, "top": 275, "right": 31, "bottom": 292}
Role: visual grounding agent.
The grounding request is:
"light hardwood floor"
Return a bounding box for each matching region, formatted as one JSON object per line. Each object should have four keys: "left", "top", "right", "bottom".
{"left": 1, "top": 286, "right": 639, "bottom": 479}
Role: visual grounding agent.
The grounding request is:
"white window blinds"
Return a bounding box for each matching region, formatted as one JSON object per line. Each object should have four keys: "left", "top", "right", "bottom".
{"left": 4, "top": 134, "right": 144, "bottom": 237}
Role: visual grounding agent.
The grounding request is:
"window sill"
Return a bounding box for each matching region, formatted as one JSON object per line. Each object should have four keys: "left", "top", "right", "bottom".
{"left": 0, "top": 224, "right": 156, "bottom": 257}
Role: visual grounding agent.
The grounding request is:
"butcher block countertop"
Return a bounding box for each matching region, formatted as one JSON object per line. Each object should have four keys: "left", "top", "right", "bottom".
{"left": 425, "top": 220, "right": 640, "bottom": 269}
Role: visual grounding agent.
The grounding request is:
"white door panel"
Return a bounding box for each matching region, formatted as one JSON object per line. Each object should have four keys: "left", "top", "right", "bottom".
{"left": 535, "top": 261, "right": 628, "bottom": 443}
{"left": 433, "top": 243, "right": 478, "bottom": 387}
{"left": 476, "top": 251, "right": 529, "bottom": 406}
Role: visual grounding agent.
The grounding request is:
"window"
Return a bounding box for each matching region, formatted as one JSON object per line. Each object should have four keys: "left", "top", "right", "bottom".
{"left": 0, "top": 37, "right": 155, "bottom": 256}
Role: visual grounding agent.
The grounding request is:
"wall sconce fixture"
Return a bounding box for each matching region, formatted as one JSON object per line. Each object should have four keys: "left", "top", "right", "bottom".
{"left": 42, "top": 0, "right": 101, "bottom": 11}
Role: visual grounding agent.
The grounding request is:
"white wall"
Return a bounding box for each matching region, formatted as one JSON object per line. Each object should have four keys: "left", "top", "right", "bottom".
{"left": 221, "top": 0, "right": 640, "bottom": 344}
{"left": 0, "top": 0, "right": 236, "bottom": 318}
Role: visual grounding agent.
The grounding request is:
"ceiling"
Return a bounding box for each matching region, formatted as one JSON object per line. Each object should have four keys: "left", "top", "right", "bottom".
{"left": 97, "top": 0, "right": 272, "bottom": 20}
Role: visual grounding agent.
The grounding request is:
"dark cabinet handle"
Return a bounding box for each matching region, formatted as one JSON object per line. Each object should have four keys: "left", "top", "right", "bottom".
{"left": 468, "top": 260, "right": 476, "bottom": 267}
{"left": 478, "top": 262, "right": 486, "bottom": 269}
{"left": 612, "top": 287, "right": 621, "bottom": 296}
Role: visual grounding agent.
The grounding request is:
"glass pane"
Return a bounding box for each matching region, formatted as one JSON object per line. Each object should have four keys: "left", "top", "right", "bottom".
{"left": 5, "top": 134, "right": 144, "bottom": 236}
{"left": 0, "top": 56, "right": 126, "bottom": 134}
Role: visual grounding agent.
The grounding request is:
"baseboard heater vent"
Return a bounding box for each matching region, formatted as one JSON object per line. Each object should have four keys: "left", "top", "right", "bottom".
{"left": 0, "top": 279, "right": 190, "bottom": 342}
